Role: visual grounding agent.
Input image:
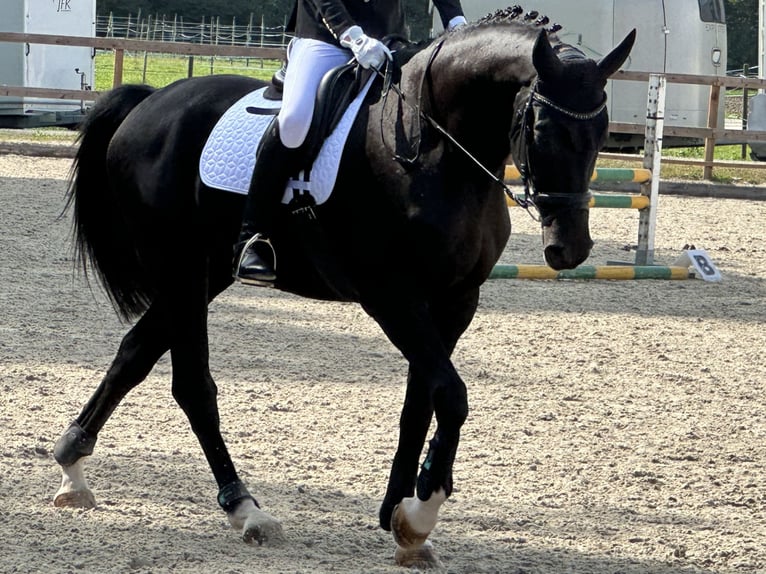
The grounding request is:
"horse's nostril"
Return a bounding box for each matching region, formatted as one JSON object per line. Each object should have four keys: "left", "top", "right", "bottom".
{"left": 544, "top": 242, "right": 592, "bottom": 270}
{"left": 543, "top": 244, "right": 564, "bottom": 269}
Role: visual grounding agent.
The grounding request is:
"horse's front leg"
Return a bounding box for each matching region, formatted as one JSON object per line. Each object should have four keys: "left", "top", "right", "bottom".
{"left": 368, "top": 291, "right": 477, "bottom": 568}
{"left": 389, "top": 367, "right": 467, "bottom": 568}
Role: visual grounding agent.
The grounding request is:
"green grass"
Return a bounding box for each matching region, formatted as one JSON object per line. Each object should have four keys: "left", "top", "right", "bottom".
{"left": 94, "top": 50, "right": 280, "bottom": 90}
{"left": 600, "top": 144, "right": 766, "bottom": 185}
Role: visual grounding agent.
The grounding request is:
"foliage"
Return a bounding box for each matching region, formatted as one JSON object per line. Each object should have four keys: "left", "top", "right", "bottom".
{"left": 95, "top": 1, "right": 760, "bottom": 70}
{"left": 725, "top": 0, "right": 759, "bottom": 72}
{"left": 97, "top": 0, "right": 285, "bottom": 25}
{"left": 97, "top": 0, "right": 434, "bottom": 39}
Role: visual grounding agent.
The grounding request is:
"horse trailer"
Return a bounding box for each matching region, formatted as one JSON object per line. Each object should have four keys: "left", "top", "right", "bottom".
{"left": 434, "top": 0, "right": 727, "bottom": 149}
{"left": 0, "top": 0, "right": 96, "bottom": 128}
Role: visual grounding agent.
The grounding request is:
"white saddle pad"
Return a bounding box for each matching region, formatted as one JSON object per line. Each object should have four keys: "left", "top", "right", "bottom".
{"left": 199, "top": 75, "right": 374, "bottom": 205}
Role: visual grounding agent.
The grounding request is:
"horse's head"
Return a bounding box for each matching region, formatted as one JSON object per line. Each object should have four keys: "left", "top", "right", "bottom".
{"left": 510, "top": 28, "right": 636, "bottom": 269}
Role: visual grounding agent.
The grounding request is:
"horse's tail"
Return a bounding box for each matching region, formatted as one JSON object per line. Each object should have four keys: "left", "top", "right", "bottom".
{"left": 65, "top": 84, "right": 156, "bottom": 322}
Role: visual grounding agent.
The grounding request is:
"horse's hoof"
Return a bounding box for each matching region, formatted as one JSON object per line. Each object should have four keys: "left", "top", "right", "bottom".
{"left": 53, "top": 488, "right": 96, "bottom": 509}
{"left": 242, "top": 512, "right": 286, "bottom": 546}
{"left": 390, "top": 503, "right": 429, "bottom": 548}
{"left": 394, "top": 540, "right": 443, "bottom": 569}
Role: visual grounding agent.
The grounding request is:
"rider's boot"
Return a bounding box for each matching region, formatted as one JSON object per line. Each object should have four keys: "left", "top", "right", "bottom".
{"left": 233, "top": 120, "right": 302, "bottom": 286}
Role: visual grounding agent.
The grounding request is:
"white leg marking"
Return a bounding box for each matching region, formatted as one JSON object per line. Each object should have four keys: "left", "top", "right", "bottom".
{"left": 397, "top": 489, "right": 447, "bottom": 536}
{"left": 391, "top": 489, "right": 447, "bottom": 568}
{"left": 227, "top": 498, "right": 285, "bottom": 545}
{"left": 53, "top": 459, "right": 96, "bottom": 508}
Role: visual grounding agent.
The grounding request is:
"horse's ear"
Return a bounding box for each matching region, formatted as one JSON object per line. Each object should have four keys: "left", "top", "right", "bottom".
{"left": 597, "top": 29, "right": 636, "bottom": 79}
{"left": 532, "top": 29, "right": 563, "bottom": 81}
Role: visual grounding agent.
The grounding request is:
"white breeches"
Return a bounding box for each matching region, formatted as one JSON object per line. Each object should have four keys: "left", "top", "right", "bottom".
{"left": 278, "top": 38, "right": 352, "bottom": 149}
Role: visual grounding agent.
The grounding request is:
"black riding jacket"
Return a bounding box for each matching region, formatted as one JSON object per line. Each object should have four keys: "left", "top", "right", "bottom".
{"left": 288, "top": 0, "right": 464, "bottom": 45}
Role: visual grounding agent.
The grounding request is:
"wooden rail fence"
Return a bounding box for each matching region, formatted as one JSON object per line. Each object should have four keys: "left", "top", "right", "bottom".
{"left": 3, "top": 32, "right": 766, "bottom": 178}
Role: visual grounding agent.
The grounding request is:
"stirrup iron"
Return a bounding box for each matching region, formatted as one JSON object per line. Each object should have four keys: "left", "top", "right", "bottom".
{"left": 235, "top": 233, "right": 277, "bottom": 286}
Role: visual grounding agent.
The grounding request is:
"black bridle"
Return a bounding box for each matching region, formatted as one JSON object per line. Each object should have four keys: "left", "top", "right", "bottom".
{"left": 375, "top": 39, "right": 608, "bottom": 222}
{"left": 511, "top": 81, "right": 608, "bottom": 221}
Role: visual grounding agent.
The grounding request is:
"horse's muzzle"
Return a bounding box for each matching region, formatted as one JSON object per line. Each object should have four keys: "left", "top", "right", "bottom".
{"left": 541, "top": 208, "right": 593, "bottom": 270}
{"left": 543, "top": 238, "right": 594, "bottom": 270}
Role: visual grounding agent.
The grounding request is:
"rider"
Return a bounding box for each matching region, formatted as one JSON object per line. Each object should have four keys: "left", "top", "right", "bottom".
{"left": 233, "top": 0, "right": 467, "bottom": 286}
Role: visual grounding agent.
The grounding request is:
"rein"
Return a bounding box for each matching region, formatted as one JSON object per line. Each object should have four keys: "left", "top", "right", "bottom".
{"left": 376, "top": 37, "right": 607, "bottom": 221}
{"left": 378, "top": 37, "right": 447, "bottom": 166}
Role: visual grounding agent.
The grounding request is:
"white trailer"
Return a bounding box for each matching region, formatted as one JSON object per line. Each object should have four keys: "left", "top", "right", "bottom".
{"left": 433, "top": 0, "right": 727, "bottom": 148}
{"left": 0, "top": 0, "right": 96, "bottom": 127}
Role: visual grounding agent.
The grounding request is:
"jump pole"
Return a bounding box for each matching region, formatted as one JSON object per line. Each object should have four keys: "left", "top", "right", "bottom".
{"left": 489, "top": 264, "right": 691, "bottom": 280}
{"left": 504, "top": 165, "right": 652, "bottom": 184}
{"left": 506, "top": 192, "right": 650, "bottom": 209}
{"left": 504, "top": 166, "right": 652, "bottom": 209}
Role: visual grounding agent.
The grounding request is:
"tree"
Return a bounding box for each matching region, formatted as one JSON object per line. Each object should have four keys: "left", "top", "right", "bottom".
{"left": 725, "top": 0, "right": 758, "bottom": 72}
{"left": 97, "top": 0, "right": 437, "bottom": 37}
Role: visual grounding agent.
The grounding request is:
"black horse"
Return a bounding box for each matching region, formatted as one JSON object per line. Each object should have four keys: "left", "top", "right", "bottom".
{"left": 53, "top": 9, "right": 634, "bottom": 567}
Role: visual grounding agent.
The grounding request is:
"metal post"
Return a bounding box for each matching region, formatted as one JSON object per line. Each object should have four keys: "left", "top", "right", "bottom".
{"left": 742, "top": 62, "right": 750, "bottom": 159}
{"left": 636, "top": 73, "right": 666, "bottom": 266}
{"left": 760, "top": 0, "right": 765, "bottom": 93}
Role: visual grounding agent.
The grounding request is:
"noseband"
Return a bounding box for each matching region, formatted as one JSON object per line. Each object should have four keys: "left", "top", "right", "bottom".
{"left": 512, "top": 81, "right": 607, "bottom": 220}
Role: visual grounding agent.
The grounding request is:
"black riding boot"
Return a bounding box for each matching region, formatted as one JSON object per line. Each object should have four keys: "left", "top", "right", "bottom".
{"left": 234, "top": 120, "right": 302, "bottom": 286}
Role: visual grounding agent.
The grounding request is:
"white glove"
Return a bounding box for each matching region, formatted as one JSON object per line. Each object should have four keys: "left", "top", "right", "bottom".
{"left": 339, "top": 25, "right": 392, "bottom": 70}
{"left": 447, "top": 16, "right": 467, "bottom": 30}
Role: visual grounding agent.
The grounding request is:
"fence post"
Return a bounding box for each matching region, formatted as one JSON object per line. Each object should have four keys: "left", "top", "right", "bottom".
{"left": 703, "top": 81, "right": 721, "bottom": 180}
{"left": 142, "top": 51, "right": 149, "bottom": 83}
{"left": 113, "top": 49, "right": 125, "bottom": 88}
{"left": 636, "top": 73, "right": 666, "bottom": 266}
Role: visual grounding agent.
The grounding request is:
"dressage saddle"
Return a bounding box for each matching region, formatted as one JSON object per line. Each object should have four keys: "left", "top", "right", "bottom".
{"left": 258, "top": 61, "right": 374, "bottom": 170}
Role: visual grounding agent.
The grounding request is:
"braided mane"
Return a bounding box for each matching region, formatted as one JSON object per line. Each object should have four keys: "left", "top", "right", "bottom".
{"left": 470, "top": 5, "right": 588, "bottom": 60}
{"left": 475, "top": 5, "right": 563, "bottom": 35}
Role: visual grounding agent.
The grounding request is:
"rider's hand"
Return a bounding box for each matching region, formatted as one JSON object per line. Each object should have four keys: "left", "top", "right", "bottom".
{"left": 340, "top": 26, "right": 392, "bottom": 70}
{"left": 447, "top": 16, "right": 467, "bottom": 30}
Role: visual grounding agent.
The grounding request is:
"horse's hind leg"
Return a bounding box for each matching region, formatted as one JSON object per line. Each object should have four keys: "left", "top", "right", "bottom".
{"left": 163, "top": 258, "right": 283, "bottom": 545}
{"left": 53, "top": 303, "right": 170, "bottom": 508}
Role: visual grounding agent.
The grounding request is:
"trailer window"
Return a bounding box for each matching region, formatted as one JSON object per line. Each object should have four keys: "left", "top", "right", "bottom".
{"left": 698, "top": 0, "right": 725, "bottom": 23}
